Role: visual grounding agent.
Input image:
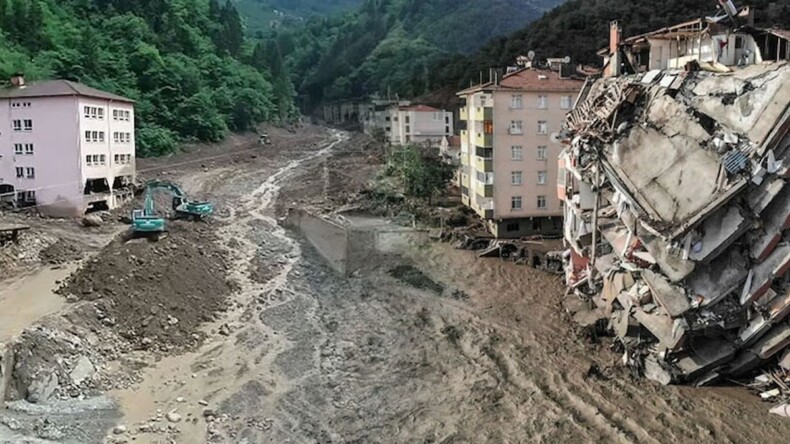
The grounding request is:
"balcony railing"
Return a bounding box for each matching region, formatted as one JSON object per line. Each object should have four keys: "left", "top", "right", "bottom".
{"left": 474, "top": 132, "right": 493, "bottom": 148}
{"left": 474, "top": 157, "right": 493, "bottom": 173}
{"left": 475, "top": 182, "right": 494, "bottom": 198}
{"left": 472, "top": 106, "right": 493, "bottom": 121}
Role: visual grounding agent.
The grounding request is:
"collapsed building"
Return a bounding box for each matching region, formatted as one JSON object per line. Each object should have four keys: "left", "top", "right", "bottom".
{"left": 558, "top": 10, "right": 790, "bottom": 389}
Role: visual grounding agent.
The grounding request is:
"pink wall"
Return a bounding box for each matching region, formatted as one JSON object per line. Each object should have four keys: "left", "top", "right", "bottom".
{"left": 0, "top": 96, "right": 82, "bottom": 216}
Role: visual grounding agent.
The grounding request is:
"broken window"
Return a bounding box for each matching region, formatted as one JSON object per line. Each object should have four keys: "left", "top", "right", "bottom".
{"left": 84, "top": 178, "right": 110, "bottom": 195}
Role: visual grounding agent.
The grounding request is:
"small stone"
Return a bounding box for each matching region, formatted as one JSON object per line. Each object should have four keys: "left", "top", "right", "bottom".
{"left": 202, "top": 408, "right": 216, "bottom": 417}
{"left": 176, "top": 397, "right": 185, "bottom": 403}
{"left": 113, "top": 425, "right": 127, "bottom": 435}
{"left": 166, "top": 412, "right": 182, "bottom": 423}
{"left": 198, "top": 400, "right": 209, "bottom": 406}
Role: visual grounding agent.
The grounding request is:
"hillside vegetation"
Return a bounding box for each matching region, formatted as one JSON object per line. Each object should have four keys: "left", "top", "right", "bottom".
{"left": 273, "top": 0, "right": 566, "bottom": 108}
{"left": 234, "top": 0, "right": 362, "bottom": 34}
{"left": 427, "top": 0, "right": 790, "bottom": 94}
{"left": 0, "top": 0, "right": 296, "bottom": 156}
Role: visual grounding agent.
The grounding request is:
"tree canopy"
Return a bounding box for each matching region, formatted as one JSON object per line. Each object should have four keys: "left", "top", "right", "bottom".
{"left": 0, "top": 0, "right": 298, "bottom": 157}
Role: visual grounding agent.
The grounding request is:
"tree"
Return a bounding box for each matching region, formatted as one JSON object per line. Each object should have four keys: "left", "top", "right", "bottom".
{"left": 391, "top": 145, "right": 453, "bottom": 204}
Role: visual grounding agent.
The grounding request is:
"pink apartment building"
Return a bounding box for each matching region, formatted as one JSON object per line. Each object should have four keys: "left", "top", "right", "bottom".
{"left": 0, "top": 74, "right": 136, "bottom": 217}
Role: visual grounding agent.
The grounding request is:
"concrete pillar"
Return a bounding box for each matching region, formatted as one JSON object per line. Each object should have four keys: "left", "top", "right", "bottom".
{"left": 0, "top": 342, "right": 14, "bottom": 401}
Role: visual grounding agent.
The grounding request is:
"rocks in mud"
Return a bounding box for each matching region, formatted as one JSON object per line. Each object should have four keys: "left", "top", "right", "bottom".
{"left": 218, "top": 324, "right": 231, "bottom": 336}
{"left": 27, "top": 372, "right": 59, "bottom": 404}
{"left": 165, "top": 411, "right": 182, "bottom": 423}
{"left": 69, "top": 356, "right": 95, "bottom": 385}
{"left": 112, "top": 425, "right": 127, "bottom": 435}
{"left": 81, "top": 214, "right": 103, "bottom": 227}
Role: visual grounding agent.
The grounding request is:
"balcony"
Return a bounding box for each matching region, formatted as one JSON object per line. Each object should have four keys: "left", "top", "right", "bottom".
{"left": 474, "top": 132, "right": 493, "bottom": 148}
{"left": 474, "top": 156, "right": 493, "bottom": 172}
{"left": 474, "top": 195, "right": 495, "bottom": 219}
{"left": 472, "top": 106, "right": 493, "bottom": 121}
{"left": 460, "top": 107, "right": 468, "bottom": 120}
{"left": 461, "top": 129, "right": 468, "bottom": 140}
{"left": 474, "top": 182, "right": 494, "bottom": 198}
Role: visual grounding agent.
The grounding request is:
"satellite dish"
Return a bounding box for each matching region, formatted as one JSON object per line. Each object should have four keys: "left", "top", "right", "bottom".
{"left": 527, "top": 50, "right": 536, "bottom": 60}
{"left": 550, "top": 132, "right": 561, "bottom": 144}
{"left": 563, "top": 56, "right": 571, "bottom": 64}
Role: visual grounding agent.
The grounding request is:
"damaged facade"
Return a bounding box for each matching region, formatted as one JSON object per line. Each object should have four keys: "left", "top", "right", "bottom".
{"left": 560, "top": 13, "right": 790, "bottom": 389}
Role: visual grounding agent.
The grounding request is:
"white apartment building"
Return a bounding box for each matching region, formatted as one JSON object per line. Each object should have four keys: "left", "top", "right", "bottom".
{"left": 0, "top": 74, "right": 136, "bottom": 217}
{"left": 364, "top": 101, "right": 453, "bottom": 145}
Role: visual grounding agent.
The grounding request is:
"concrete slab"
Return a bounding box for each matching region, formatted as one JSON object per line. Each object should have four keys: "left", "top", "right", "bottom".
{"left": 749, "top": 186, "right": 790, "bottom": 262}
{"left": 687, "top": 250, "right": 749, "bottom": 307}
{"left": 674, "top": 338, "right": 736, "bottom": 379}
{"left": 634, "top": 308, "right": 687, "bottom": 350}
{"left": 741, "top": 244, "right": 790, "bottom": 305}
{"left": 688, "top": 205, "right": 750, "bottom": 263}
{"left": 752, "top": 321, "right": 790, "bottom": 359}
{"left": 642, "top": 270, "right": 691, "bottom": 317}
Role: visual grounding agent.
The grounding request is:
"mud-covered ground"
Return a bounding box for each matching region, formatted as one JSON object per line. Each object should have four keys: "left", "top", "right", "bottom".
{"left": 2, "top": 125, "right": 790, "bottom": 443}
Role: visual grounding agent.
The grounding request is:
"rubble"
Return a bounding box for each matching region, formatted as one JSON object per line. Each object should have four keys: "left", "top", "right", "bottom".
{"left": 560, "top": 61, "right": 790, "bottom": 402}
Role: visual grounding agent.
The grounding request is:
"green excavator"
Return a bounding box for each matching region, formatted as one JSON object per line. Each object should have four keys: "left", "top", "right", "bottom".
{"left": 131, "top": 180, "right": 214, "bottom": 234}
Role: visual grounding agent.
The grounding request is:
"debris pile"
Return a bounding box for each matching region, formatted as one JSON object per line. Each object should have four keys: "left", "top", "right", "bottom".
{"left": 560, "top": 62, "right": 790, "bottom": 397}
{"left": 57, "top": 222, "right": 235, "bottom": 351}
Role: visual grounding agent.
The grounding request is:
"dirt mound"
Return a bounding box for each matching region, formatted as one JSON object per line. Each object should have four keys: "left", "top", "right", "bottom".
{"left": 389, "top": 264, "right": 445, "bottom": 294}
{"left": 39, "top": 239, "right": 84, "bottom": 265}
{"left": 58, "top": 222, "right": 235, "bottom": 350}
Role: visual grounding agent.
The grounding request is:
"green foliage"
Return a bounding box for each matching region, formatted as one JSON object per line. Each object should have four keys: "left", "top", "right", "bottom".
{"left": 388, "top": 145, "right": 453, "bottom": 203}
{"left": 271, "top": 0, "right": 565, "bottom": 108}
{"left": 0, "top": 0, "right": 298, "bottom": 157}
{"left": 427, "top": 0, "right": 790, "bottom": 92}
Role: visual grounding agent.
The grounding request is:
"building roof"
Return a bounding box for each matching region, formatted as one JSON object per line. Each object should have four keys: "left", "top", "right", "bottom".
{"left": 457, "top": 68, "right": 585, "bottom": 95}
{"left": 0, "top": 80, "right": 134, "bottom": 103}
{"left": 446, "top": 136, "right": 461, "bottom": 147}
{"left": 399, "top": 104, "right": 440, "bottom": 112}
{"left": 769, "top": 28, "right": 790, "bottom": 41}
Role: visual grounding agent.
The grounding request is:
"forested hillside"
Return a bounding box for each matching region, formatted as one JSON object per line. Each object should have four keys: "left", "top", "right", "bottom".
{"left": 0, "top": 0, "right": 296, "bottom": 156}
{"left": 234, "top": 0, "right": 362, "bottom": 34}
{"left": 426, "top": 0, "right": 790, "bottom": 95}
{"left": 272, "top": 0, "right": 566, "bottom": 108}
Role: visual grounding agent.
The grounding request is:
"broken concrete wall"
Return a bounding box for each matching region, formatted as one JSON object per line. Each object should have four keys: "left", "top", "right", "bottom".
{"left": 561, "top": 61, "right": 790, "bottom": 389}
{"left": 285, "top": 209, "right": 350, "bottom": 275}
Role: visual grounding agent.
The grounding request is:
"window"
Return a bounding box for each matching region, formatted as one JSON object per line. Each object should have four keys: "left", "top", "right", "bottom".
{"left": 537, "top": 171, "right": 547, "bottom": 184}
{"left": 537, "top": 95, "right": 548, "bottom": 109}
{"left": 86, "top": 155, "right": 93, "bottom": 166}
{"left": 445, "top": 126, "right": 450, "bottom": 134}
{"left": 97, "top": 108, "right": 104, "bottom": 119}
{"left": 511, "top": 196, "right": 523, "bottom": 210}
{"left": 92, "top": 155, "right": 99, "bottom": 165}
{"left": 14, "top": 144, "right": 23, "bottom": 155}
{"left": 24, "top": 143, "right": 33, "bottom": 155}
{"left": 98, "top": 132, "right": 105, "bottom": 143}
{"left": 511, "top": 95, "right": 523, "bottom": 109}
{"left": 15, "top": 167, "right": 23, "bottom": 178}
{"left": 114, "top": 154, "right": 120, "bottom": 163}
{"left": 92, "top": 131, "right": 99, "bottom": 142}
{"left": 406, "top": 125, "right": 411, "bottom": 133}
{"left": 12, "top": 120, "right": 21, "bottom": 131}
{"left": 537, "top": 120, "right": 548, "bottom": 134}
{"left": 533, "top": 219, "right": 541, "bottom": 231}
{"left": 537, "top": 145, "right": 547, "bottom": 160}
{"left": 113, "top": 110, "right": 119, "bottom": 120}
{"left": 90, "top": 107, "right": 97, "bottom": 119}
{"left": 23, "top": 119, "right": 32, "bottom": 131}
{"left": 85, "top": 131, "right": 92, "bottom": 142}
{"left": 25, "top": 167, "right": 35, "bottom": 178}
{"left": 511, "top": 146, "right": 523, "bottom": 160}
{"left": 511, "top": 171, "right": 523, "bottom": 185}
{"left": 561, "top": 96, "right": 573, "bottom": 110}
{"left": 484, "top": 120, "right": 493, "bottom": 134}
{"left": 114, "top": 132, "right": 120, "bottom": 143}
{"left": 537, "top": 195, "right": 547, "bottom": 209}
{"left": 385, "top": 117, "right": 391, "bottom": 122}
{"left": 509, "top": 120, "right": 523, "bottom": 135}
{"left": 445, "top": 116, "right": 450, "bottom": 124}
{"left": 433, "top": 112, "right": 441, "bottom": 120}
{"left": 84, "top": 106, "right": 91, "bottom": 118}
{"left": 506, "top": 223, "right": 520, "bottom": 233}
{"left": 24, "top": 190, "right": 36, "bottom": 201}
{"left": 385, "top": 127, "right": 391, "bottom": 132}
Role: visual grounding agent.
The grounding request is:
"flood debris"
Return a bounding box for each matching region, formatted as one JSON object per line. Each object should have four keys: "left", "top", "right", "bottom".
{"left": 559, "top": 60, "right": 790, "bottom": 408}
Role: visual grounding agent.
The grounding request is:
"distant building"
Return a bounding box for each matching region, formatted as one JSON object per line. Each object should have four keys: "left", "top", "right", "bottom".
{"left": 322, "top": 100, "right": 372, "bottom": 127}
{"left": 0, "top": 74, "right": 136, "bottom": 217}
{"left": 456, "top": 66, "right": 584, "bottom": 238}
{"left": 602, "top": 7, "right": 790, "bottom": 77}
{"left": 364, "top": 101, "right": 453, "bottom": 145}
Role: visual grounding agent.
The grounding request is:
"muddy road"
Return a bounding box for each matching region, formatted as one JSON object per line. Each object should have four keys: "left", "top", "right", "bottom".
{"left": 2, "top": 126, "right": 789, "bottom": 443}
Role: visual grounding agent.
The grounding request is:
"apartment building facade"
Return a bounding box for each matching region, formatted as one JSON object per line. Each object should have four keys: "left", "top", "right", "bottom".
{"left": 457, "top": 68, "right": 583, "bottom": 238}
{"left": 364, "top": 101, "right": 453, "bottom": 145}
{"left": 0, "top": 75, "right": 136, "bottom": 217}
